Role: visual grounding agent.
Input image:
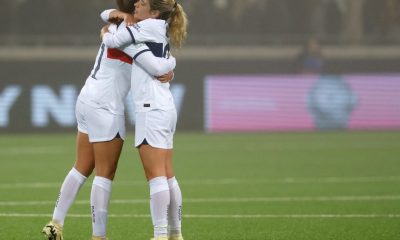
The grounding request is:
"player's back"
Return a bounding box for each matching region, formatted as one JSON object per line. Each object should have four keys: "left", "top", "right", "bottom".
{"left": 79, "top": 23, "right": 132, "bottom": 115}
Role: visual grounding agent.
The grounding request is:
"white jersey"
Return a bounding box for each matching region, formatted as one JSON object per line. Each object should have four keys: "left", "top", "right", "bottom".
{"left": 103, "top": 19, "right": 176, "bottom": 112}
{"left": 78, "top": 23, "right": 131, "bottom": 116}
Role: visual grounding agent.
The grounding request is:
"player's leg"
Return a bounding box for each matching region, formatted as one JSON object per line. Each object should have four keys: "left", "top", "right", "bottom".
{"left": 139, "top": 144, "right": 170, "bottom": 240}
{"left": 139, "top": 144, "right": 169, "bottom": 180}
{"left": 54, "top": 131, "right": 94, "bottom": 224}
{"left": 42, "top": 131, "right": 95, "bottom": 240}
{"left": 90, "top": 136, "right": 123, "bottom": 239}
{"left": 163, "top": 109, "right": 183, "bottom": 240}
{"left": 86, "top": 105, "right": 125, "bottom": 239}
{"left": 166, "top": 150, "right": 183, "bottom": 240}
{"left": 93, "top": 137, "right": 123, "bottom": 180}
{"left": 74, "top": 131, "right": 96, "bottom": 177}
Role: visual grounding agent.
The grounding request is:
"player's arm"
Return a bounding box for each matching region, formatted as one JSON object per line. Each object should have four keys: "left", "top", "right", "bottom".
{"left": 100, "top": 9, "right": 138, "bottom": 48}
{"left": 100, "top": 10, "right": 148, "bottom": 48}
{"left": 102, "top": 20, "right": 157, "bottom": 48}
{"left": 135, "top": 51, "right": 176, "bottom": 77}
{"left": 101, "top": 25, "right": 132, "bottom": 48}
{"left": 121, "top": 42, "right": 175, "bottom": 78}
{"left": 100, "top": 9, "right": 136, "bottom": 25}
{"left": 157, "top": 71, "right": 174, "bottom": 83}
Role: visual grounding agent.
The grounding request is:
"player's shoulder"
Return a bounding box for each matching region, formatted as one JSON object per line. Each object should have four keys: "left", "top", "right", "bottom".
{"left": 108, "top": 23, "right": 119, "bottom": 33}
{"left": 132, "top": 18, "right": 166, "bottom": 31}
{"left": 116, "top": 21, "right": 127, "bottom": 28}
{"left": 126, "top": 18, "right": 167, "bottom": 41}
{"left": 139, "top": 18, "right": 166, "bottom": 27}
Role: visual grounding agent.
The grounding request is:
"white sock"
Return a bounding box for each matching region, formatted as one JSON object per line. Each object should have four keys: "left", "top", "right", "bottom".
{"left": 52, "top": 167, "right": 87, "bottom": 226}
{"left": 149, "top": 176, "right": 170, "bottom": 238}
{"left": 168, "top": 177, "right": 182, "bottom": 236}
{"left": 91, "top": 176, "right": 112, "bottom": 237}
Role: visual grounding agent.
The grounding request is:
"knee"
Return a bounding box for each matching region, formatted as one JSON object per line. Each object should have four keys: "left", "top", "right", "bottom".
{"left": 74, "top": 165, "right": 94, "bottom": 178}
{"left": 96, "top": 168, "right": 116, "bottom": 180}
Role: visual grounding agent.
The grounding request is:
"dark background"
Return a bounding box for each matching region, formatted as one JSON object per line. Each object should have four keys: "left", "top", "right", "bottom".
{"left": 1, "top": 0, "right": 400, "bottom": 132}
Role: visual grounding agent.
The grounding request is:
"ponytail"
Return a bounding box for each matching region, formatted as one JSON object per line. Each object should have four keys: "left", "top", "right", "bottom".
{"left": 149, "top": 0, "right": 188, "bottom": 49}
{"left": 168, "top": 3, "right": 188, "bottom": 49}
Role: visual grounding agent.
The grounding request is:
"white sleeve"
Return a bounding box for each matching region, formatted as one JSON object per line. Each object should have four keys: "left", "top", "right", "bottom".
{"left": 100, "top": 9, "right": 116, "bottom": 23}
{"left": 108, "top": 24, "right": 117, "bottom": 34}
{"left": 103, "top": 27, "right": 134, "bottom": 48}
{"left": 135, "top": 52, "right": 176, "bottom": 76}
{"left": 119, "top": 41, "right": 174, "bottom": 76}
{"left": 126, "top": 20, "right": 159, "bottom": 43}
{"left": 102, "top": 19, "right": 159, "bottom": 48}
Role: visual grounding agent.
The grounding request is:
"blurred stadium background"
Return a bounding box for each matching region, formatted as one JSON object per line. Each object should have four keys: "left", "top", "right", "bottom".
{"left": 1, "top": 1, "right": 400, "bottom": 239}
{"left": 1, "top": 0, "right": 400, "bottom": 132}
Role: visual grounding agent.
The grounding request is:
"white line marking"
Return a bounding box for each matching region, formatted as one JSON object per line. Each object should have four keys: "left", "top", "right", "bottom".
{"left": 0, "top": 147, "right": 67, "bottom": 155}
{"left": 184, "top": 214, "right": 400, "bottom": 219}
{"left": 184, "top": 195, "right": 400, "bottom": 203}
{"left": 0, "top": 183, "right": 62, "bottom": 189}
{"left": 0, "top": 182, "right": 146, "bottom": 189}
{"left": 0, "top": 213, "right": 399, "bottom": 219}
{"left": 1, "top": 195, "right": 400, "bottom": 206}
{"left": 1, "top": 176, "right": 400, "bottom": 189}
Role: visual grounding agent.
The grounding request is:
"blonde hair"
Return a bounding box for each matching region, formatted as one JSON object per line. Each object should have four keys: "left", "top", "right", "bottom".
{"left": 149, "top": 0, "right": 188, "bottom": 49}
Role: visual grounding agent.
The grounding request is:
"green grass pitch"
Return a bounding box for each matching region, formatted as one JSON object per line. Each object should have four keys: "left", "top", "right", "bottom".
{"left": 0, "top": 131, "right": 400, "bottom": 239}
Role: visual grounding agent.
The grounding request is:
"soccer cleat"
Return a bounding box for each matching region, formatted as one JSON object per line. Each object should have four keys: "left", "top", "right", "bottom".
{"left": 169, "top": 235, "right": 184, "bottom": 240}
{"left": 42, "top": 220, "right": 63, "bottom": 240}
{"left": 150, "top": 237, "right": 168, "bottom": 240}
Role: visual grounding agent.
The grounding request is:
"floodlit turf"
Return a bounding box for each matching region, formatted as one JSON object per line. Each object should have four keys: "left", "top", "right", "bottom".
{"left": 0, "top": 131, "right": 400, "bottom": 239}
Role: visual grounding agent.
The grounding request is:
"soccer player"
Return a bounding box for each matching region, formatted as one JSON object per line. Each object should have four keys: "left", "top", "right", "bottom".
{"left": 101, "top": 0, "right": 188, "bottom": 239}
{"left": 41, "top": 1, "right": 176, "bottom": 240}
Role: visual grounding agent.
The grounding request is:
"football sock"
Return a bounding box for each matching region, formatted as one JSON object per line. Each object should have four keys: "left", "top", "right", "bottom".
{"left": 149, "top": 176, "right": 170, "bottom": 238}
{"left": 167, "top": 177, "right": 182, "bottom": 236}
{"left": 52, "top": 167, "right": 87, "bottom": 226}
{"left": 91, "top": 176, "right": 112, "bottom": 237}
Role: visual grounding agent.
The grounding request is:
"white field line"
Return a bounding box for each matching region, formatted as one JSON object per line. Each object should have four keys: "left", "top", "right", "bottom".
{"left": 0, "top": 213, "right": 400, "bottom": 219}
{"left": 1, "top": 195, "right": 400, "bottom": 206}
{"left": 1, "top": 176, "right": 400, "bottom": 189}
{"left": 1, "top": 144, "right": 398, "bottom": 155}
{"left": 180, "top": 176, "right": 400, "bottom": 184}
{"left": 0, "top": 147, "right": 68, "bottom": 155}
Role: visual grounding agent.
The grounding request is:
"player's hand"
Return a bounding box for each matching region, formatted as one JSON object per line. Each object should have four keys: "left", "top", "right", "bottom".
{"left": 100, "top": 24, "right": 110, "bottom": 39}
{"left": 109, "top": 10, "right": 126, "bottom": 21}
{"left": 157, "top": 71, "right": 174, "bottom": 83}
{"left": 124, "top": 14, "right": 136, "bottom": 26}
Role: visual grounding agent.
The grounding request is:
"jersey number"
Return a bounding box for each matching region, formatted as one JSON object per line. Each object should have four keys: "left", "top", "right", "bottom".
{"left": 145, "top": 42, "right": 170, "bottom": 58}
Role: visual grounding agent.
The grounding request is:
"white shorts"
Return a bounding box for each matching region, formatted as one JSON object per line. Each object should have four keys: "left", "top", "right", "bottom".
{"left": 75, "top": 100, "right": 126, "bottom": 143}
{"left": 134, "top": 109, "right": 177, "bottom": 149}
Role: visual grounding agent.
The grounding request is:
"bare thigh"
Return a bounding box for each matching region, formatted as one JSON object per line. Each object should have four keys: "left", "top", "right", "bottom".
{"left": 93, "top": 138, "right": 124, "bottom": 180}
{"left": 138, "top": 144, "right": 169, "bottom": 181}
{"left": 166, "top": 149, "right": 174, "bottom": 179}
{"left": 74, "top": 131, "right": 95, "bottom": 177}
